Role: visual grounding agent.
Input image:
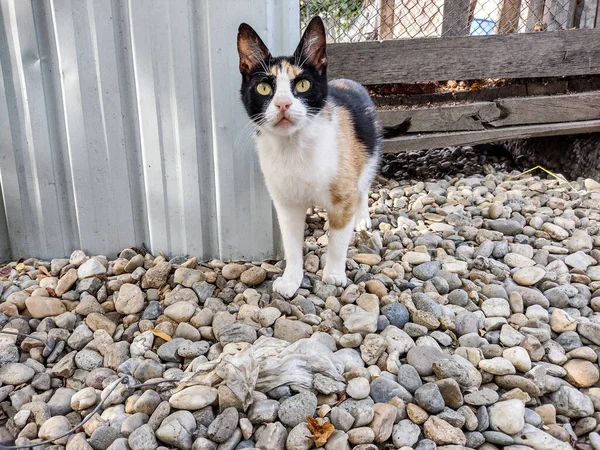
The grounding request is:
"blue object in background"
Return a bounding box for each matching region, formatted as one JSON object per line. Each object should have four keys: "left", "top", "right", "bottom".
{"left": 471, "top": 18, "right": 496, "bottom": 35}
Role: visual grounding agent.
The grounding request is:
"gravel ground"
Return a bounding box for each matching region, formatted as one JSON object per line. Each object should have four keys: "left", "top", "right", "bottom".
{"left": 381, "top": 145, "right": 518, "bottom": 180}
{"left": 2, "top": 162, "right": 600, "bottom": 450}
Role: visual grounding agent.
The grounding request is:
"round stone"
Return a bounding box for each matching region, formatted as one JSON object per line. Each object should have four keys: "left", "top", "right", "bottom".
{"left": 169, "top": 386, "right": 218, "bottom": 410}
{"left": 488, "top": 399, "right": 525, "bottom": 434}
{"left": 115, "top": 284, "right": 145, "bottom": 314}
{"left": 240, "top": 267, "right": 267, "bottom": 286}
{"left": 0, "top": 363, "right": 34, "bottom": 385}
{"left": 563, "top": 359, "right": 600, "bottom": 388}
{"left": 347, "top": 377, "right": 370, "bottom": 400}
{"left": 513, "top": 267, "right": 545, "bottom": 286}
{"left": 278, "top": 391, "right": 317, "bottom": 428}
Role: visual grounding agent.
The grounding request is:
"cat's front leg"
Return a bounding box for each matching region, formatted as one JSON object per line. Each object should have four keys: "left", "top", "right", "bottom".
{"left": 322, "top": 205, "right": 353, "bottom": 287}
{"left": 272, "top": 201, "right": 306, "bottom": 298}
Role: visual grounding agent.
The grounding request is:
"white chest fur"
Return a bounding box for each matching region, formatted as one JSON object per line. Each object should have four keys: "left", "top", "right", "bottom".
{"left": 254, "top": 113, "right": 338, "bottom": 209}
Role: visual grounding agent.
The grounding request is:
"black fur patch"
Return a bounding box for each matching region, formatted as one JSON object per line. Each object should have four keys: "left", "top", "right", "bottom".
{"left": 328, "top": 79, "right": 380, "bottom": 156}
{"left": 291, "top": 61, "right": 328, "bottom": 116}
{"left": 240, "top": 64, "right": 274, "bottom": 124}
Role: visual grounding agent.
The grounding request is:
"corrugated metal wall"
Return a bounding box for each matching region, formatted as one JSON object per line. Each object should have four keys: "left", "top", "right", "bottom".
{"left": 0, "top": 0, "right": 299, "bottom": 262}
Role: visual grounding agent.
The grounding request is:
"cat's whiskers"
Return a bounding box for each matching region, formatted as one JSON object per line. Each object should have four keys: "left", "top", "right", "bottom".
{"left": 233, "top": 115, "right": 265, "bottom": 155}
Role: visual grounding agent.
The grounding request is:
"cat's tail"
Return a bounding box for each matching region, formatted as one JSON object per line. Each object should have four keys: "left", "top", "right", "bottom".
{"left": 382, "top": 118, "right": 412, "bottom": 140}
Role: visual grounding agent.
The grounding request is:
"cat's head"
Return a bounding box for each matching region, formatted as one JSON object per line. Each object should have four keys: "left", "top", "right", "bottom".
{"left": 237, "top": 17, "right": 328, "bottom": 136}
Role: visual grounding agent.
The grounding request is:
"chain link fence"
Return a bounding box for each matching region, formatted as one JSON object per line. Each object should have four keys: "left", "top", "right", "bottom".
{"left": 300, "top": 0, "right": 588, "bottom": 42}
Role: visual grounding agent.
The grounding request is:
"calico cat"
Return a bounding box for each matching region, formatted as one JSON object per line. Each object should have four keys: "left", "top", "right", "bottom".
{"left": 237, "top": 16, "right": 410, "bottom": 298}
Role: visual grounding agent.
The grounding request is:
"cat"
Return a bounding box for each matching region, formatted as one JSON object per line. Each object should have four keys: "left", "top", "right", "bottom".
{"left": 237, "top": 16, "right": 410, "bottom": 298}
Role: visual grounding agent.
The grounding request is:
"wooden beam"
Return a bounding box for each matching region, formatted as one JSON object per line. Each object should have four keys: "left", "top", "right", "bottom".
{"left": 497, "top": 0, "right": 523, "bottom": 33}
{"left": 490, "top": 91, "right": 600, "bottom": 126}
{"left": 526, "top": 0, "right": 546, "bottom": 31}
{"left": 546, "top": 0, "right": 577, "bottom": 29}
{"left": 328, "top": 28, "right": 600, "bottom": 84}
{"left": 579, "top": 0, "right": 599, "bottom": 26}
{"left": 383, "top": 119, "right": 600, "bottom": 153}
{"left": 442, "top": 0, "right": 472, "bottom": 36}
{"left": 378, "top": 102, "right": 502, "bottom": 132}
{"left": 379, "top": 0, "right": 396, "bottom": 39}
{"left": 377, "top": 91, "right": 600, "bottom": 132}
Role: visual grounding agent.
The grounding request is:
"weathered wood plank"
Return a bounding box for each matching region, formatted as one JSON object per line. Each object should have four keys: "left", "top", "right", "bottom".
{"left": 377, "top": 91, "right": 600, "bottom": 132}
{"left": 442, "top": 0, "right": 472, "bottom": 36}
{"left": 383, "top": 119, "right": 600, "bottom": 152}
{"left": 579, "top": 0, "right": 599, "bottom": 27}
{"left": 490, "top": 91, "right": 600, "bottom": 126}
{"left": 328, "top": 28, "right": 600, "bottom": 84}
{"left": 526, "top": 0, "right": 546, "bottom": 31}
{"left": 378, "top": 102, "right": 502, "bottom": 132}
{"left": 497, "top": 0, "right": 523, "bottom": 33}
{"left": 379, "top": 0, "right": 396, "bottom": 39}
{"left": 546, "top": 0, "right": 578, "bottom": 30}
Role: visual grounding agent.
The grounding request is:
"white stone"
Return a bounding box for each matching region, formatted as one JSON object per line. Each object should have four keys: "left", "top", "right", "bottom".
{"left": 513, "top": 424, "right": 572, "bottom": 450}
{"left": 346, "top": 377, "right": 370, "bottom": 400}
{"left": 502, "top": 347, "right": 532, "bottom": 372}
{"left": 489, "top": 399, "right": 525, "bottom": 434}
{"left": 169, "top": 386, "right": 218, "bottom": 410}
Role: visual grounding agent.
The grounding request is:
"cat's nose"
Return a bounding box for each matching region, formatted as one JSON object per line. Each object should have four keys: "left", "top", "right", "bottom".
{"left": 275, "top": 98, "right": 291, "bottom": 112}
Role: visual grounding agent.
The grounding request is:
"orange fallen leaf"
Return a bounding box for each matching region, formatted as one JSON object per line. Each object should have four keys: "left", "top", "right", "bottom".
{"left": 152, "top": 329, "right": 172, "bottom": 341}
{"left": 39, "top": 266, "right": 50, "bottom": 276}
{"left": 307, "top": 417, "right": 334, "bottom": 447}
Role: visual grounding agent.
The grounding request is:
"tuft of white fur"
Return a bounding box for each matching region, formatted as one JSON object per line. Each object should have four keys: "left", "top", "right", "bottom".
{"left": 254, "top": 69, "right": 378, "bottom": 298}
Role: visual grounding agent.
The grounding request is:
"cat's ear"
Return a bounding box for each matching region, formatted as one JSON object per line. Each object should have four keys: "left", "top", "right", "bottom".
{"left": 237, "top": 23, "right": 271, "bottom": 75}
{"left": 294, "top": 16, "right": 327, "bottom": 73}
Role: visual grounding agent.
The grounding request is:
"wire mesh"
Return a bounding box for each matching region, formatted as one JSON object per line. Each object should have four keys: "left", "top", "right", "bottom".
{"left": 300, "top": 0, "right": 582, "bottom": 43}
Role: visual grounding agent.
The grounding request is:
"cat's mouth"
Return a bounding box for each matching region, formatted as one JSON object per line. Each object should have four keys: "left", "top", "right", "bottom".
{"left": 275, "top": 117, "right": 293, "bottom": 128}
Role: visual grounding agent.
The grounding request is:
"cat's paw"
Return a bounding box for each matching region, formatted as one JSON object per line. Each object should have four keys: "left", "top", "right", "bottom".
{"left": 322, "top": 271, "right": 348, "bottom": 287}
{"left": 273, "top": 277, "right": 301, "bottom": 299}
{"left": 354, "top": 215, "right": 372, "bottom": 232}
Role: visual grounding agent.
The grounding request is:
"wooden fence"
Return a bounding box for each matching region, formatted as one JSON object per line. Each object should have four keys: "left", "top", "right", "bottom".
{"left": 327, "top": 27, "right": 600, "bottom": 151}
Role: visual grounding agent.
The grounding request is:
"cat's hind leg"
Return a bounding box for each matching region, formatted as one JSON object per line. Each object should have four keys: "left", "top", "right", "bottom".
{"left": 354, "top": 190, "right": 371, "bottom": 232}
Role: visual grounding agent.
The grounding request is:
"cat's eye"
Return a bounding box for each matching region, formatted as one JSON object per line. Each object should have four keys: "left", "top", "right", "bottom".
{"left": 256, "top": 82, "right": 272, "bottom": 96}
{"left": 295, "top": 79, "right": 311, "bottom": 93}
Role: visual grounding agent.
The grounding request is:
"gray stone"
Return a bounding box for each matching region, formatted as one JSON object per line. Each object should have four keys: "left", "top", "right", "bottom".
{"left": 370, "top": 376, "right": 412, "bottom": 403}
{"left": 129, "top": 424, "right": 158, "bottom": 450}
{"left": 208, "top": 407, "right": 239, "bottom": 443}
{"left": 397, "top": 364, "right": 422, "bottom": 394}
{"left": 381, "top": 303, "right": 409, "bottom": 329}
{"left": 414, "top": 383, "right": 445, "bottom": 414}
{"left": 406, "top": 345, "right": 447, "bottom": 376}
{"left": 277, "top": 391, "right": 317, "bottom": 428}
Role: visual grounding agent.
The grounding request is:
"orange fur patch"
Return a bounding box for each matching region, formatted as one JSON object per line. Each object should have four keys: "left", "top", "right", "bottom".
{"left": 281, "top": 60, "right": 303, "bottom": 78}
{"left": 329, "top": 107, "right": 366, "bottom": 229}
{"left": 270, "top": 60, "right": 303, "bottom": 78}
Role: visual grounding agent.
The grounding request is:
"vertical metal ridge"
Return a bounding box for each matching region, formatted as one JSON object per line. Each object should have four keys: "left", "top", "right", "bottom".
{"left": 0, "top": 0, "right": 299, "bottom": 260}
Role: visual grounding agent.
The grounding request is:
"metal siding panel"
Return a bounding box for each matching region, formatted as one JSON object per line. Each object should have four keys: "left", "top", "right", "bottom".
{"left": 205, "top": 0, "right": 300, "bottom": 261}
{"left": 0, "top": 0, "right": 72, "bottom": 258}
{"left": 0, "top": 52, "right": 12, "bottom": 261}
{"left": 0, "top": 0, "right": 299, "bottom": 261}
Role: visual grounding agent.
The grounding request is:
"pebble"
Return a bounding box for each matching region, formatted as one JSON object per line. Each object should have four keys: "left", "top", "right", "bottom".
{"left": 489, "top": 399, "right": 525, "bottom": 434}
{"left": 347, "top": 377, "right": 370, "bottom": 399}
{"left": 169, "top": 386, "right": 218, "bottom": 410}
{"left": 513, "top": 266, "right": 546, "bottom": 286}
{"left": 278, "top": 391, "right": 317, "bottom": 428}
{"left": 392, "top": 420, "right": 421, "bottom": 448}
{"left": 423, "top": 416, "right": 466, "bottom": 446}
